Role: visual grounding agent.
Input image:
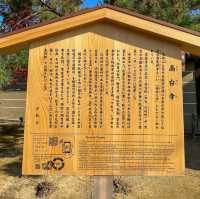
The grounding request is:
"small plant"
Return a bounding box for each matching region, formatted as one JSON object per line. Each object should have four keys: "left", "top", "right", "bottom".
{"left": 113, "top": 178, "right": 132, "bottom": 196}
{"left": 35, "top": 181, "right": 56, "bottom": 198}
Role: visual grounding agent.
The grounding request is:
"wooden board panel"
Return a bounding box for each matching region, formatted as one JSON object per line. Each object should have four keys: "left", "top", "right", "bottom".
{"left": 23, "top": 22, "right": 184, "bottom": 176}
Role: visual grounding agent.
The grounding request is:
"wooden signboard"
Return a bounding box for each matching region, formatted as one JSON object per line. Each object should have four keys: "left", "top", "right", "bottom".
{"left": 22, "top": 22, "right": 184, "bottom": 176}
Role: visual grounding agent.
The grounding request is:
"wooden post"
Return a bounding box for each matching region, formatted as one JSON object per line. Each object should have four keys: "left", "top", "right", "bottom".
{"left": 93, "top": 176, "right": 113, "bottom": 199}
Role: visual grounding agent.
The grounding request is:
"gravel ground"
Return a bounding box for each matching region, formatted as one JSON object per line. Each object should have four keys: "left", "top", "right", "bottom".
{"left": 0, "top": 126, "right": 200, "bottom": 199}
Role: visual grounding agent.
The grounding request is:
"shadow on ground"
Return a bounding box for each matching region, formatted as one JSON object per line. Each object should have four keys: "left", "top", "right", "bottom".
{"left": 0, "top": 125, "right": 23, "bottom": 157}
{"left": 1, "top": 160, "right": 22, "bottom": 176}
{"left": 185, "top": 136, "right": 200, "bottom": 170}
{"left": 0, "top": 125, "right": 23, "bottom": 176}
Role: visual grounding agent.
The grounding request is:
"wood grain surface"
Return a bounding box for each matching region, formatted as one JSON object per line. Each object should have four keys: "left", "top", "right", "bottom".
{"left": 23, "top": 22, "right": 184, "bottom": 176}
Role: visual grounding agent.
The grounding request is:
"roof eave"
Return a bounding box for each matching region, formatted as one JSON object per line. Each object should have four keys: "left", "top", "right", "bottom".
{"left": 0, "top": 6, "right": 200, "bottom": 56}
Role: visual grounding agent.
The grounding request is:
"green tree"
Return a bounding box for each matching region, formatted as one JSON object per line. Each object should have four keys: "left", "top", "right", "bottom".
{"left": 0, "top": 49, "right": 28, "bottom": 88}
{"left": 0, "top": 0, "right": 82, "bottom": 88}
{"left": 1, "top": 0, "right": 82, "bottom": 32}
{"left": 104, "top": 0, "right": 200, "bottom": 31}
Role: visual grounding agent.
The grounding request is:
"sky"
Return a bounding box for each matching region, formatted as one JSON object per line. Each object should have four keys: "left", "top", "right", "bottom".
{"left": 0, "top": 16, "right": 3, "bottom": 23}
{"left": 82, "top": 0, "right": 100, "bottom": 8}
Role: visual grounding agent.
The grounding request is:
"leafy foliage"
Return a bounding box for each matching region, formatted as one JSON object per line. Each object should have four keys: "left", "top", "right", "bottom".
{"left": 0, "top": 49, "right": 28, "bottom": 88}
{"left": 0, "top": 61, "right": 10, "bottom": 88}
{"left": 104, "top": 0, "right": 200, "bottom": 31}
{"left": 0, "top": 0, "right": 82, "bottom": 87}
{"left": 0, "top": 0, "right": 82, "bottom": 32}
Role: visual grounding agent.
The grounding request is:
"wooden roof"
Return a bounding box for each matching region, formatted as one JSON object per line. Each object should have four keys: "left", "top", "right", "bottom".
{"left": 0, "top": 4, "right": 200, "bottom": 55}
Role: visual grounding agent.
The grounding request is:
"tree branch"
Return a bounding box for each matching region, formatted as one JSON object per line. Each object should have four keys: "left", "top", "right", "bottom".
{"left": 12, "top": 0, "right": 65, "bottom": 31}
{"left": 13, "top": 11, "right": 42, "bottom": 29}
{"left": 39, "top": 0, "right": 63, "bottom": 17}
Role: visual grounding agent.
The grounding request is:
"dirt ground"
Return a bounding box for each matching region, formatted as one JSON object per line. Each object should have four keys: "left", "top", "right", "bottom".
{"left": 0, "top": 126, "right": 200, "bottom": 199}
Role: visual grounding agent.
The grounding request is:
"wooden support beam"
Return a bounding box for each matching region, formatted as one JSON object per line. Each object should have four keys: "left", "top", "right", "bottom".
{"left": 93, "top": 176, "right": 113, "bottom": 199}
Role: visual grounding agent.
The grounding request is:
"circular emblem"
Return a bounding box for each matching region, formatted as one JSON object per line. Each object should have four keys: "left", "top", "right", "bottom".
{"left": 52, "top": 157, "right": 65, "bottom": 170}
